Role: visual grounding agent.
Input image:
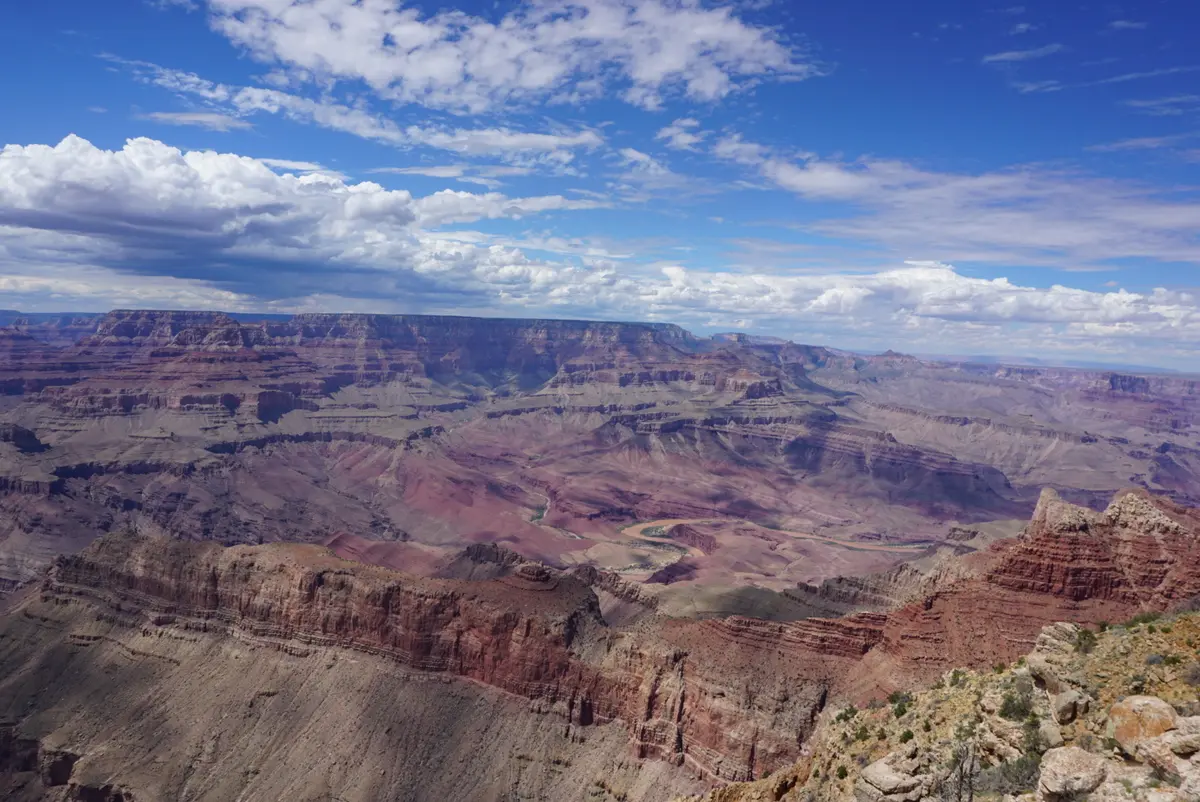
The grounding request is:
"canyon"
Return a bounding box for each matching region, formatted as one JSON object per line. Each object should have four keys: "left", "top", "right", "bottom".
{"left": 0, "top": 310, "right": 1196, "bottom": 604}
{"left": 0, "top": 487, "right": 1198, "bottom": 801}
{"left": 0, "top": 309, "right": 1198, "bottom": 800}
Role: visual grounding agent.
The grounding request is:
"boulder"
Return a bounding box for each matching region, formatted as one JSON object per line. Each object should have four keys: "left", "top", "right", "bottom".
{"left": 1037, "top": 747, "right": 1107, "bottom": 801}
{"left": 1052, "top": 689, "right": 1088, "bottom": 725}
{"left": 1179, "top": 767, "right": 1200, "bottom": 802}
{"left": 854, "top": 756, "right": 927, "bottom": 802}
{"left": 1027, "top": 654, "right": 1067, "bottom": 695}
{"left": 1038, "top": 719, "right": 1064, "bottom": 749}
{"left": 1106, "top": 696, "right": 1178, "bottom": 756}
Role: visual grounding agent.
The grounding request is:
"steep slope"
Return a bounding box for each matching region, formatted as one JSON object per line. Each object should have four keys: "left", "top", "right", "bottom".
{"left": 0, "top": 489, "right": 1197, "bottom": 801}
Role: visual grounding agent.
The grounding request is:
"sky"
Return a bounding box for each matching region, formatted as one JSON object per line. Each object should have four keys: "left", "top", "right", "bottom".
{"left": 1, "top": 0, "right": 1199, "bottom": 368}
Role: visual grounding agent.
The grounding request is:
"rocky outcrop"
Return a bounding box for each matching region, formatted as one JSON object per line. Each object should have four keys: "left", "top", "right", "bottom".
{"left": 866, "top": 489, "right": 1200, "bottom": 688}
{"left": 33, "top": 532, "right": 876, "bottom": 784}
{"left": 1037, "top": 746, "right": 1107, "bottom": 800}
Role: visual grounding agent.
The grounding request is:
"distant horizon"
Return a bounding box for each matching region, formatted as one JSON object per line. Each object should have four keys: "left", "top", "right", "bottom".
{"left": 4, "top": 306, "right": 1189, "bottom": 377}
{"left": 4, "top": 1, "right": 1200, "bottom": 372}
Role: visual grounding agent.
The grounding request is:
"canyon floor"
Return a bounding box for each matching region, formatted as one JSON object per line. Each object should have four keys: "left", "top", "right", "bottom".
{"left": 0, "top": 310, "right": 1198, "bottom": 800}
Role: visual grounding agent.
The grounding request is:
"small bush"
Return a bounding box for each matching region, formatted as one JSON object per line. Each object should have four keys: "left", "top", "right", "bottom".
{"left": 888, "top": 691, "right": 912, "bottom": 705}
{"left": 811, "top": 769, "right": 819, "bottom": 779}
{"left": 877, "top": 728, "right": 887, "bottom": 740}
{"left": 893, "top": 702, "right": 908, "bottom": 719}
{"left": 899, "top": 729, "right": 914, "bottom": 744}
{"left": 976, "top": 754, "right": 1041, "bottom": 795}
{"left": 1000, "top": 689, "right": 1034, "bottom": 721}
{"left": 1130, "top": 674, "right": 1148, "bottom": 694}
{"left": 1161, "top": 625, "right": 1173, "bottom": 634}
{"left": 855, "top": 725, "right": 870, "bottom": 742}
{"left": 1075, "top": 628, "right": 1098, "bottom": 654}
{"left": 836, "top": 766, "right": 848, "bottom": 780}
{"left": 923, "top": 720, "right": 932, "bottom": 733}
{"left": 1164, "top": 654, "right": 1184, "bottom": 667}
{"left": 1148, "top": 625, "right": 1158, "bottom": 634}
{"left": 949, "top": 669, "right": 966, "bottom": 688}
{"left": 1127, "top": 612, "right": 1162, "bottom": 627}
{"left": 1098, "top": 620, "right": 1110, "bottom": 632}
{"left": 835, "top": 705, "right": 858, "bottom": 724}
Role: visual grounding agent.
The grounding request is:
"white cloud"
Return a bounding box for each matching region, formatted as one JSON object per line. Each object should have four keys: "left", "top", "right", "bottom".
{"left": 368, "top": 164, "right": 533, "bottom": 190}
{"left": 117, "top": 59, "right": 603, "bottom": 166}
{"left": 197, "top": 0, "right": 814, "bottom": 113}
{"left": 712, "top": 133, "right": 768, "bottom": 165}
{"left": 139, "top": 111, "right": 254, "bottom": 131}
{"left": 258, "top": 158, "right": 330, "bottom": 172}
{"left": 713, "top": 135, "right": 1200, "bottom": 268}
{"left": 1123, "top": 95, "right": 1200, "bottom": 116}
{"left": 4, "top": 135, "right": 1200, "bottom": 364}
{"left": 1108, "top": 20, "right": 1148, "bottom": 30}
{"left": 1086, "top": 133, "right": 1195, "bottom": 152}
{"left": 656, "top": 118, "right": 706, "bottom": 151}
{"left": 1009, "top": 22, "right": 1038, "bottom": 35}
{"left": 617, "top": 147, "right": 670, "bottom": 176}
{"left": 1096, "top": 67, "right": 1200, "bottom": 86}
{"left": 1014, "top": 80, "right": 1064, "bottom": 94}
{"left": 0, "top": 135, "right": 606, "bottom": 306}
{"left": 982, "top": 43, "right": 1063, "bottom": 63}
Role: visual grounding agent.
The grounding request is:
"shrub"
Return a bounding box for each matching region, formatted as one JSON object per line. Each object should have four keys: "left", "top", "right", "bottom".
{"left": 949, "top": 669, "right": 966, "bottom": 688}
{"left": 855, "top": 725, "right": 871, "bottom": 742}
{"left": 976, "top": 754, "right": 1041, "bottom": 795}
{"left": 899, "top": 730, "right": 914, "bottom": 744}
{"left": 1000, "top": 688, "right": 1034, "bottom": 721}
{"left": 877, "top": 728, "right": 887, "bottom": 740}
{"left": 888, "top": 691, "right": 912, "bottom": 705}
{"left": 1164, "top": 654, "right": 1184, "bottom": 667}
{"left": 835, "top": 705, "right": 858, "bottom": 724}
{"left": 893, "top": 702, "right": 908, "bottom": 719}
{"left": 994, "top": 663, "right": 1006, "bottom": 674}
{"left": 811, "top": 769, "right": 819, "bottom": 779}
{"left": 1130, "top": 674, "right": 1148, "bottom": 694}
{"left": 923, "top": 720, "right": 932, "bottom": 733}
{"left": 1075, "top": 628, "right": 1098, "bottom": 654}
{"left": 1127, "top": 612, "right": 1162, "bottom": 627}
{"left": 836, "top": 766, "right": 848, "bottom": 780}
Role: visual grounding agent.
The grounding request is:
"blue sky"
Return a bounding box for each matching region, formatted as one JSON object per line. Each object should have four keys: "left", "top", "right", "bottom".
{"left": 1, "top": 0, "right": 1199, "bottom": 367}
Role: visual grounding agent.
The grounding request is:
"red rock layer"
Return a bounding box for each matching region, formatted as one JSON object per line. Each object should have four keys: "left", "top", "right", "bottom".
{"left": 862, "top": 488, "right": 1200, "bottom": 693}
{"left": 41, "top": 533, "right": 871, "bottom": 783}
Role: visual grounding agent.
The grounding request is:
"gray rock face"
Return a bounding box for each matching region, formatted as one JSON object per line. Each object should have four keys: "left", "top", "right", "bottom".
{"left": 1038, "top": 746, "right": 1107, "bottom": 801}
{"left": 1039, "top": 719, "right": 1064, "bottom": 749}
{"left": 1052, "top": 689, "right": 1089, "bottom": 725}
{"left": 853, "top": 752, "right": 933, "bottom": 802}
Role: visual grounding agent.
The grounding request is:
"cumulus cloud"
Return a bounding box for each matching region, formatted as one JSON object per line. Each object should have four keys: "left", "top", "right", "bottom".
{"left": 0, "top": 135, "right": 607, "bottom": 305}
{"left": 656, "top": 118, "right": 706, "bottom": 151}
{"left": 1, "top": 135, "right": 1198, "bottom": 364}
{"left": 196, "top": 0, "right": 813, "bottom": 113}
